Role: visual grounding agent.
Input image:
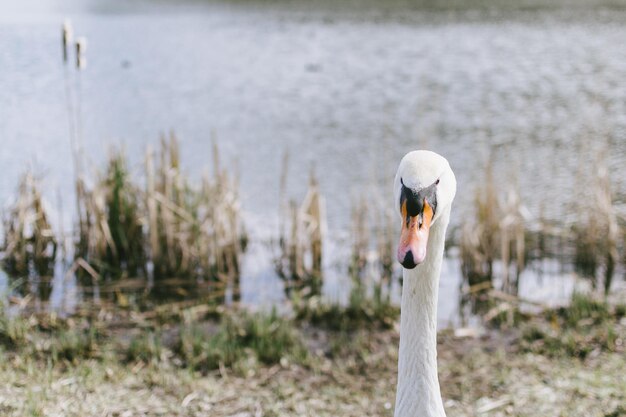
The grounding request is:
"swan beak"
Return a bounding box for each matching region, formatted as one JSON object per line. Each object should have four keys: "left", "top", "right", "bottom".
{"left": 397, "top": 199, "right": 433, "bottom": 269}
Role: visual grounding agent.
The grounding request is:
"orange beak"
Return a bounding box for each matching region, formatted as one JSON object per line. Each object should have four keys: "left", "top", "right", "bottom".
{"left": 397, "top": 199, "right": 433, "bottom": 269}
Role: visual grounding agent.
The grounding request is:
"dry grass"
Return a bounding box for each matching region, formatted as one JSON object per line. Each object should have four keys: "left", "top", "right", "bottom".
{"left": 69, "top": 134, "right": 246, "bottom": 299}
{"left": 0, "top": 298, "right": 624, "bottom": 417}
{"left": 573, "top": 148, "right": 620, "bottom": 294}
{"left": 274, "top": 164, "right": 325, "bottom": 299}
{"left": 1, "top": 172, "right": 57, "bottom": 291}
{"left": 348, "top": 198, "right": 369, "bottom": 305}
{"left": 75, "top": 149, "right": 145, "bottom": 281}
{"left": 347, "top": 194, "right": 397, "bottom": 305}
{"left": 146, "top": 134, "right": 246, "bottom": 297}
{"left": 459, "top": 157, "right": 537, "bottom": 306}
{"left": 460, "top": 158, "right": 500, "bottom": 292}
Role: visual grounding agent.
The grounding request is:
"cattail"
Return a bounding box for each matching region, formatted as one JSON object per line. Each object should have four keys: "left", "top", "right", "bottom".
{"left": 75, "top": 37, "right": 87, "bottom": 70}
{"left": 62, "top": 19, "right": 72, "bottom": 63}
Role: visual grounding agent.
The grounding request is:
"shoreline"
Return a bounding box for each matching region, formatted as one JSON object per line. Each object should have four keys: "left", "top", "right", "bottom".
{"left": 0, "top": 292, "right": 624, "bottom": 416}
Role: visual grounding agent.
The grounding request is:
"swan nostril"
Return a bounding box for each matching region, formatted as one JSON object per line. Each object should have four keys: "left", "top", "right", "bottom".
{"left": 401, "top": 251, "right": 417, "bottom": 269}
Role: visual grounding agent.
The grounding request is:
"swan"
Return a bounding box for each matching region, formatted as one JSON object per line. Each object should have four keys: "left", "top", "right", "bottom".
{"left": 393, "top": 150, "right": 456, "bottom": 417}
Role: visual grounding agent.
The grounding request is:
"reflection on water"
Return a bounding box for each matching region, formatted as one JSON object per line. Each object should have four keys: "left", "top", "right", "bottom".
{"left": 1, "top": 1, "right": 625, "bottom": 326}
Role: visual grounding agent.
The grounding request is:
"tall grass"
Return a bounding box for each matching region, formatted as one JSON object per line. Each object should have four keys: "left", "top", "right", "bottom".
{"left": 274, "top": 168, "right": 325, "bottom": 299}
{"left": 458, "top": 156, "right": 534, "bottom": 323}
{"left": 573, "top": 149, "right": 619, "bottom": 294}
{"left": 75, "top": 149, "right": 145, "bottom": 281}
{"left": 348, "top": 198, "right": 369, "bottom": 306}
{"left": 146, "top": 134, "right": 247, "bottom": 299}
{"left": 460, "top": 158, "right": 531, "bottom": 296}
{"left": 460, "top": 159, "right": 499, "bottom": 292}
{"left": 375, "top": 207, "right": 396, "bottom": 304}
{"left": 71, "top": 134, "right": 246, "bottom": 300}
{"left": 293, "top": 194, "right": 399, "bottom": 331}
{"left": 1, "top": 173, "right": 57, "bottom": 281}
{"left": 499, "top": 186, "right": 528, "bottom": 295}
{"left": 348, "top": 197, "right": 396, "bottom": 307}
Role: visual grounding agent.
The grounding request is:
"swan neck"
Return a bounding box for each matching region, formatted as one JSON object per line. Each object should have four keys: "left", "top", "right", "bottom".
{"left": 394, "top": 214, "right": 448, "bottom": 417}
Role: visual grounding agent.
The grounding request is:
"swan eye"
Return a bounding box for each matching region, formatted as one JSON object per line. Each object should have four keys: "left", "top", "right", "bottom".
{"left": 435, "top": 179, "right": 440, "bottom": 185}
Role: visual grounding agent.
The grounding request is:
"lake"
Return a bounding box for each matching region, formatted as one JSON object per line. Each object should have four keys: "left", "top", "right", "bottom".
{"left": 1, "top": 0, "right": 625, "bottom": 326}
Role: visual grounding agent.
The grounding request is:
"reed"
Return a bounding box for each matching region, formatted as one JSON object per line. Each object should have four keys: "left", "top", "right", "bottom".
{"left": 375, "top": 207, "right": 396, "bottom": 304}
{"left": 458, "top": 160, "right": 533, "bottom": 326}
{"left": 460, "top": 159, "right": 499, "bottom": 292}
{"left": 348, "top": 198, "right": 369, "bottom": 306}
{"left": 1, "top": 172, "right": 57, "bottom": 280}
{"left": 498, "top": 186, "right": 528, "bottom": 295}
{"left": 61, "top": 20, "right": 72, "bottom": 64}
{"left": 348, "top": 196, "right": 396, "bottom": 308}
{"left": 459, "top": 157, "right": 531, "bottom": 299}
{"left": 294, "top": 195, "right": 399, "bottom": 331}
{"left": 70, "top": 133, "right": 247, "bottom": 299}
{"left": 75, "top": 37, "right": 87, "bottom": 70}
{"left": 274, "top": 170, "right": 325, "bottom": 299}
{"left": 146, "top": 134, "right": 246, "bottom": 299}
{"left": 572, "top": 149, "right": 619, "bottom": 294}
{"left": 75, "top": 149, "right": 145, "bottom": 281}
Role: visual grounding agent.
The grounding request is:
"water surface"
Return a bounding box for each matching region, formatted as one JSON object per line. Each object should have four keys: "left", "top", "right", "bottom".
{"left": 1, "top": 0, "right": 625, "bottom": 325}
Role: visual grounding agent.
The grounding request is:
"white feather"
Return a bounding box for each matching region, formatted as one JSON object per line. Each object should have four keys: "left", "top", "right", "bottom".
{"left": 393, "top": 150, "right": 456, "bottom": 417}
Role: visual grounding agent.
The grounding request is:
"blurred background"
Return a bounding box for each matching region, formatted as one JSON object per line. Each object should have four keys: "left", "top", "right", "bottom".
{"left": 0, "top": 0, "right": 625, "bottom": 416}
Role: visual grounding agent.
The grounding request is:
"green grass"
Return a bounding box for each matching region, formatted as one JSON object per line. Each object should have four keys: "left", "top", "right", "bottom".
{"left": 522, "top": 293, "right": 625, "bottom": 359}
{"left": 604, "top": 406, "right": 626, "bottom": 417}
{"left": 48, "top": 327, "right": 101, "bottom": 363}
{"left": 294, "top": 295, "right": 399, "bottom": 331}
{"left": 176, "top": 309, "right": 307, "bottom": 372}
{"left": 126, "top": 331, "right": 165, "bottom": 364}
{"left": 0, "top": 311, "right": 31, "bottom": 349}
{"left": 554, "top": 292, "right": 612, "bottom": 327}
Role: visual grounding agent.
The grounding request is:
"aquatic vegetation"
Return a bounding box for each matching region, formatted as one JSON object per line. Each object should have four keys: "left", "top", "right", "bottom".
{"left": 274, "top": 165, "right": 325, "bottom": 299}
{"left": 75, "top": 37, "right": 87, "bottom": 70}
{"left": 344, "top": 195, "right": 397, "bottom": 324}
{"left": 572, "top": 150, "right": 619, "bottom": 294}
{"left": 375, "top": 206, "right": 396, "bottom": 305}
{"left": 71, "top": 134, "right": 246, "bottom": 300}
{"left": 1, "top": 172, "right": 57, "bottom": 279}
{"left": 146, "top": 135, "right": 246, "bottom": 299}
{"left": 498, "top": 187, "right": 528, "bottom": 295}
{"left": 75, "top": 149, "right": 145, "bottom": 280}
{"left": 61, "top": 20, "right": 72, "bottom": 63}
{"left": 460, "top": 159, "right": 499, "bottom": 293}
{"left": 348, "top": 198, "right": 369, "bottom": 307}
{"left": 460, "top": 157, "right": 531, "bottom": 302}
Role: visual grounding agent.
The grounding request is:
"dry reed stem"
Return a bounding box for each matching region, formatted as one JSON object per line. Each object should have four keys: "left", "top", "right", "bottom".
{"left": 147, "top": 134, "right": 246, "bottom": 297}
{"left": 75, "top": 149, "right": 145, "bottom": 280}
{"left": 460, "top": 158, "right": 499, "bottom": 291}
{"left": 62, "top": 20, "right": 72, "bottom": 63}
{"left": 71, "top": 133, "right": 245, "bottom": 299}
{"left": 573, "top": 145, "right": 619, "bottom": 293}
{"left": 1, "top": 172, "right": 57, "bottom": 278}
{"left": 275, "top": 172, "right": 325, "bottom": 298}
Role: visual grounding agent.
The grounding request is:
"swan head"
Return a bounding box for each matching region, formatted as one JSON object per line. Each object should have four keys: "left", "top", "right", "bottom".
{"left": 394, "top": 150, "right": 456, "bottom": 269}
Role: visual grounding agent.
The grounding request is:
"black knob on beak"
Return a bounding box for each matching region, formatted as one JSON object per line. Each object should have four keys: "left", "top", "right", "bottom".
{"left": 401, "top": 251, "right": 417, "bottom": 269}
